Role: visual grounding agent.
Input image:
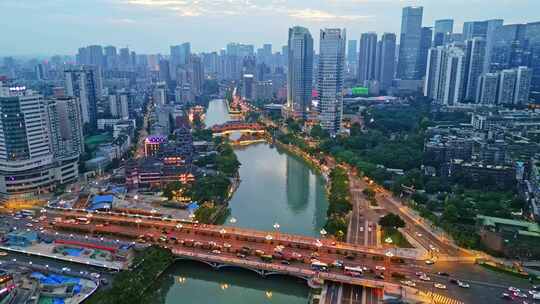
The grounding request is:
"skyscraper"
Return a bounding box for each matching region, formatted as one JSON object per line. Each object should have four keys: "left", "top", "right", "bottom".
{"left": 318, "top": 28, "right": 346, "bottom": 134}
{"left": 104, "top": 46, "right": 117, "bottom": 70}
{"left": 464, "top": 38, "right": 487, "bottom": 101}
{"left": 64, "top": 67, "right": 98, "bottom": 130}
{"left": 463, "top": 19, "right": 504, "bottom": 72}
{"left": 424, "top": 45, "right": 466, "bottom": 106}
{"left": 0, "top": 86, "right": 81, "bottom": 199}
{"left": 476, "top": 73, "right": 499, "bottom": 104}
{"left": 397, "top": 6, "right": 424, "bottom": 80}
{"left": 497, "top": 69, "right": 517, "bottom": 104}
{"left": 170, "top": 43, "right": 191, "bottom": 79}
{"left": 286, "top": 26, "right": 314, "bottom": 119}
{"left": 418, "top": 27, "right": 433, "bottom": 79}
{"left": 357, "top": 32, "right": 378, "bottom": 84}
{"left": 433, "top": 19, "right": 454, "bottom": 47}
{"left": 47, "top": 97, "right": 84, "bottom": 159}
{"left": 514, "top": 66, "right": 533, "bottom": 104}
{"left": 347, "top": 40, "right": 358, "bottom": 65}
{"left": 375, "top": 33, "right": 397, "bottom": 90}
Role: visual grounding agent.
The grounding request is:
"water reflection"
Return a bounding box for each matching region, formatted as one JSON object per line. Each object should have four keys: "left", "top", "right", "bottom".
{"left": 285, "top": 155, "right": 310, "bottom": 214}
{"left": 152, "top": 261, "right": 309, "bottom": 304}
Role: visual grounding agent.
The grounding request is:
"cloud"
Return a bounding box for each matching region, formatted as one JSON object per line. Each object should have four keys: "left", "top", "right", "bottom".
{"left": 288, "top": 8, "right": 372, "bottom": 21}
{"left": 122, "top": 0, "right": 371, "bottom": 21}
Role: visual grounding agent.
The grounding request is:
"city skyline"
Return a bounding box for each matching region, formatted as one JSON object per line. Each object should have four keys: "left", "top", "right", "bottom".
{"left": 2, "top": 0, "right": 540, "bottom": 56}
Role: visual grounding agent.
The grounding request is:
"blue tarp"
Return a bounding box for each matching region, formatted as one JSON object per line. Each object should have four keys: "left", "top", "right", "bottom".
{"left": 93, "top": 195, "right": 114, "bottom": 204}
{"left": 53, "top": 298, "right": 65, "bottom": 304}
{"left": 30, "top": 273, "right": 80, "bottom": 286}
{"left": 187, "top": 202, "right": 199, "bottom": 212}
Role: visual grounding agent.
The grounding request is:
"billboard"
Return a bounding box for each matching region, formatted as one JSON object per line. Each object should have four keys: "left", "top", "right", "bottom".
{"left": 351, "top": 87, "right": 369, "bottom": 96}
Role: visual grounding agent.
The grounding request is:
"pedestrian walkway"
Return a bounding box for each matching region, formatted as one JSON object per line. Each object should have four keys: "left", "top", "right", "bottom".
{"left": 419, "top": 291, "right": 464, "bottom": 304}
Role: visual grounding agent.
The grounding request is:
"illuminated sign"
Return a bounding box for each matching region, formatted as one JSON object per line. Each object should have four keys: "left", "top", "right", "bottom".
{"left": 351, "top": 87, "right": 369, "bottom": 96}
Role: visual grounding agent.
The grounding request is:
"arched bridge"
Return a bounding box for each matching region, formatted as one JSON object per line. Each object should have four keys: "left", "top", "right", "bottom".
{"left": 211, "top": 121, "right": 265, "bottom": 135}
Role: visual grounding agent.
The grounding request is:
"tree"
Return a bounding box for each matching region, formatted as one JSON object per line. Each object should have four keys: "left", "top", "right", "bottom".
{"left": 310, "top": 124, "right": 329, "bottom": 139}
{"left": 379, "top": 213, "right": 406, "bottom": 229}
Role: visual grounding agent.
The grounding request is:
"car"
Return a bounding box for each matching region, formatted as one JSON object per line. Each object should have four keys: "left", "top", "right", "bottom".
{"left": 375, "top": 265, "right": 386, "bottom": 271}
{"left": 457, "top": 281, "right": 470, "bottom": 288}
{"left": 415, "top": 272, "right": 424, "bottom": 277}
{"left": 437, "top": 271, "right": 450, "bottom": 276}
{"left": 400, "top": 280, "right": 416, "bottom": 287}
{"left": 416, "top": 232, "right": 423, "bottom": 237}
{"left": 61, "top": 267, "right": 71, "bottom": 272}
{"left": 419, "top": 274, "right": 431, "bottom": 281}
{"left": 501, "top": 293, "right": 512, "bottom": 299}
{"left": 509, "top": 287, "right": 521, "bottom": 293}
{"left": 90, "top": 273, "right": 101, "bottom": 279}
{"left": 514, "top": 292, "right": 528, "bottom": 299}
{"left": 331, "top": 260, "right": 344, "bottom": 268}
{"left": 100, "top": 278, "right": 109, "bottom": 286}
{"left": 281, "top": 260, "right": 291, "bottom": 265}
{"left": 528, "top": 290, "right": 539, "bottom": 296}
{"left": 434, "top": 283, "right": 447, "bottom": 290}
{"left": 236, "top": 253, "right": 246, "bottom": 259}
{"left": 0, "top": 251, "right": 8, "bottom": 257}
{"left": 425, "top": 259, "right": 435, "bottom": 265}
{"left": 211, "top": 250, "right": 221, "bottom": 255}
{"left": 375, "top": 274, "right": 385, "bottom": 280}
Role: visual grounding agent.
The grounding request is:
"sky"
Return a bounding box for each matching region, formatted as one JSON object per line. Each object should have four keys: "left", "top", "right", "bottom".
{"left": 1, "top": 0, "right": 540, "bottom": 56}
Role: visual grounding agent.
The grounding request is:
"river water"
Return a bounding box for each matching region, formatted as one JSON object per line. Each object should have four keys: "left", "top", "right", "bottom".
{"left": 153, "top": 99, "right": 329, "bottom": 303}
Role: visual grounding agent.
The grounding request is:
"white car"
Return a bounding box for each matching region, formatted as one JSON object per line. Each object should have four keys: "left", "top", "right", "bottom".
{"left": 400, "top": 280, "right": 416, "bottom": 287}
{"left": 375, "top": 266, "right": 386, "bottom": 271}
{"left": 434, "top": 283, "right": 447, "bottom": 290}
{"left": 425, "top": 259, "right": 435, "bottom": 265}
{"left": 419, "top": 274, "right": 431, "bottom": 281}
{"left": 61, "top": 267, "right": 71, "bottom": 272}
{"left": 509, "top": 287, "right": 521, "bottom": 293}
{"left": 90, "top": 273, "right": 101, "bottom": 279}
{"left": 457, "top": 281, "right": 470, "bottom": 288}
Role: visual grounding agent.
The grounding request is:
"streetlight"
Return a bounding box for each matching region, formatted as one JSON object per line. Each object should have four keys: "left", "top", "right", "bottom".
{"left": 273, "top": 222, "right": 280, "bottom": 243}
{"left": 320, "top": 229, "right": 327, "bottom": 248}
{"left": 265, "top": 234, "right": 273, "bottom": 253}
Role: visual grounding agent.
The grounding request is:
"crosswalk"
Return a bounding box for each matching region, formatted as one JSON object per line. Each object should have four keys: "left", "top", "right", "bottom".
{"left": 420, "top": 291, "right": 464, "bottom": 304}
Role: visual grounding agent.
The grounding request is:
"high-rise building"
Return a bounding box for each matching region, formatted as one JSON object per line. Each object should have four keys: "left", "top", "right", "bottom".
{"left": 286, "top": 26, "right": 314, "bottom": 119}
{"left": 418, "top": 27, "right": 433, "bottom": 79}
{"left": 433, "top": 19, "right": 454, "bottom": 47}
{"left": 0, "top": 86, "right": 81, "bottom": 199}
{"left": 357, "top": 32, "right": 378, "bottom": 84}
{"left": 109, "top": 93, "right": 130, "bottom": 119}
{"left": 464, "top": 38, "right": 487, "bottom": 101}
{"left": 119, "top": 47, "right": 131, "bottom": 69}
{"left": 476, "top": 73, "right": 499, "bottom": 104}
{"left": 318, "top": 28, "right": 346, "bottom": 134}
{"left": 47, "top": 97, "right": 84, "bottom": 159}
{"left": 158, "top": 59, "right": 171, "bottom": 84}
{"left": 463, "top": 19, "right": 504, "bottom": 72}
{"left": 347, "top": 40, "right": 358, "bottom": 65}
{"left": 170, "top": 43, "right": 191, "bottom": 67}
{"left": 375, "top": 33, "right": 397, "bottom": 90}
{"left": 526, "top": 22, "right": 540, "bottom": 101}
{"left": 189, "top": 55, "right": 204, "bottom": 97}
{"left": 514, "top": 66, "right": 533, "bottom": 104}
{"left": 242, "top": 74, "right": 255, "bottom": 100}
{"left": 425, "top": 45, "right": 466, "bottom": 106}
{"left": 497, "top": 69, "right": 517, "bottom": 104}
{"left": 397, "top": 6, "right": 424, "bottom": 80}
{"left": 104, "top": 46, "right": 117, "bottom": 70}
{"left": 64, "top": 67, "right": 98, "bottom": 130}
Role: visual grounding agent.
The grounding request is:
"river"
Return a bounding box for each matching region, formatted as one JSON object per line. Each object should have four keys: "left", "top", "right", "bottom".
{"left": 153, "top": 99, "right": 329, "bottom": 303}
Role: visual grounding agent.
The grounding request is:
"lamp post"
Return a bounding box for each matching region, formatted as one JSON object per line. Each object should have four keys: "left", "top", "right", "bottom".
{"left": 265, "top": 234, "right": 273, "bottom": 254}
{"left": 320, "top": 229, "right": 327, "bottom": 249}
{"left": 273, "top": 222, "right": 280, "bottom": 243}
{"left": 229, "top": 217, "right": 237, "bottom": 234}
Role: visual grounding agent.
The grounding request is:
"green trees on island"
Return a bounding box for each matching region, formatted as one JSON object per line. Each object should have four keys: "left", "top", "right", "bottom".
{"left": 87, "top": 246, "right": 174, "bottom": 304}
{"left": 324, "top": 167, "right": 352, "bottom": 239}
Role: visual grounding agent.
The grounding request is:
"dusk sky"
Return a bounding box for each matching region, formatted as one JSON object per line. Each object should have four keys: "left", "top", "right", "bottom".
{"left": 1, "top": 0, "right": 539, "bottom": 56}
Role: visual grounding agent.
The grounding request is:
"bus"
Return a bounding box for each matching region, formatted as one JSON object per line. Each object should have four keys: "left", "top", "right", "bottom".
{"left": 344, "top": 266, "right": 363, "bottom": 277}
{"left": 311, "top": 261, "right": 329, "bottom": 272}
